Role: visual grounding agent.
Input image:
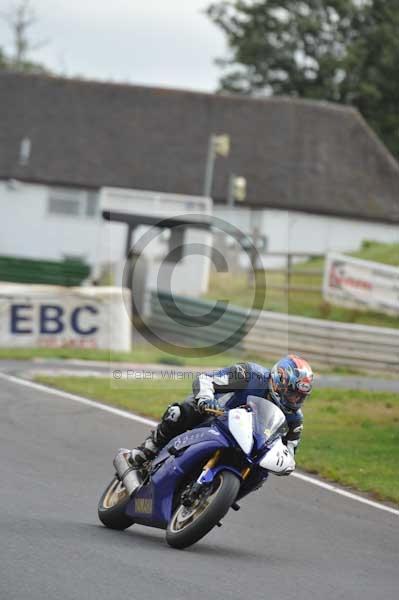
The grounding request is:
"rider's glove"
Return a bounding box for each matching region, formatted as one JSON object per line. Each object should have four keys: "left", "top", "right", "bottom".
{"left": 195, "top": 373, "right": 217, "bottom": 413}
{"left": 197, "top": 397, "right": 220, "bottom": 413}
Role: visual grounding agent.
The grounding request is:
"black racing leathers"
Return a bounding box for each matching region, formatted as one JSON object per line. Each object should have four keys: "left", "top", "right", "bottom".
{"left": 140, "top": 363, "right": 304, "bottom": 462}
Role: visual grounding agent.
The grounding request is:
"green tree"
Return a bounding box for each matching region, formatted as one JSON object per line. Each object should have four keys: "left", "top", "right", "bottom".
{"left": 344, "top": 1, "right": 399, "bottom": 158}
{"left": 207, "top": 0, "right": 399, "bottom": 158}
{"left": 0, "top": 47, "right": 8, "bottom": 69}
{"left": 0, "top": 0, "right": 49, "bottom": 73}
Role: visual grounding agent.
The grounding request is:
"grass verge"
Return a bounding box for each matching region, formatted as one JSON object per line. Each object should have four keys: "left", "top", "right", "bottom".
{"left": 206, "top": 270, "right": 399, "bottom": 328}
{"left": 0, "top": 345, "right": 372, "bottom": 377}
{"left": 0, "top": 346, "right": 241, "bottom": 368}
{"left": 35, "top": 375, "right": 399, "bottom": 505}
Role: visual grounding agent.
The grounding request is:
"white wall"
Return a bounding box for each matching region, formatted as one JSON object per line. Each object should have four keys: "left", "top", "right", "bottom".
{"left": 0, "top": 181, "right": 102, "bottom": 266}
{"left": 214, "top": 205, "right": 399, "bottom": 267}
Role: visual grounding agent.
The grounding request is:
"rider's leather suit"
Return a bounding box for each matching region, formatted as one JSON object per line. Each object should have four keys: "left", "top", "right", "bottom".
{"left": 147, "top": 363, "right": 304, "bottom": 463}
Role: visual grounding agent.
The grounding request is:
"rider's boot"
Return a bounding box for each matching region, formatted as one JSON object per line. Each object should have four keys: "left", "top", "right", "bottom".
{"left": 129, "top": 431, "right": 161, "bottom": 468}
{"left": 129, "top": 404, "right": 184, "bottom": 469}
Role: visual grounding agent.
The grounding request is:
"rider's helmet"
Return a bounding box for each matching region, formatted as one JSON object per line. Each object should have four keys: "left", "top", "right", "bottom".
{"left": 269, "top": 354, "right": 313, "bottom": 413}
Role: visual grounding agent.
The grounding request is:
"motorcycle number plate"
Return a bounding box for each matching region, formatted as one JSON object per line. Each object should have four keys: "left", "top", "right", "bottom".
{"left": 134, "top": 498, "right": 153, "bottom": 514}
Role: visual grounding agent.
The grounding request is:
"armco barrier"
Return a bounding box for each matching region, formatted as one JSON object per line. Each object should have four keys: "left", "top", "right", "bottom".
{"left": 149, "top": 291, "right": 250, "bottom": 351}
{"left": 243, "top": 310, "right": 399, "bottom": 370}
{"left": 148, "top": 291, "right": 399, "bottom": 369}
{"left": 0, "top": 284, "right": 131, "bottom": 351}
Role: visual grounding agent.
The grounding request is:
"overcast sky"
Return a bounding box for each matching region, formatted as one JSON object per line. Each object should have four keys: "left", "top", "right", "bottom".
{"left": 0, "top": 0, "right": 227, "bottom": 91}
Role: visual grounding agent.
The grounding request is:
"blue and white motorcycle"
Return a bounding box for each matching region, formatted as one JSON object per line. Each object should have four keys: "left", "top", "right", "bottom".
{"left": 98, "top": 395, "right": 295, "bottom": 549}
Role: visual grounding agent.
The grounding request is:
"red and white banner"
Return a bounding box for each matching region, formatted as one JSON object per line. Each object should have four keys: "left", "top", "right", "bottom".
{"left": 323, "top": 253, "right": 399, "bottom": 316}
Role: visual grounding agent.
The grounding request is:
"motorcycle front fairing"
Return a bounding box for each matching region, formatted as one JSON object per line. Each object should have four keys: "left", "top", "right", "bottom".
{"left": 245, "top": 396, "right": 295, "bottom": 475}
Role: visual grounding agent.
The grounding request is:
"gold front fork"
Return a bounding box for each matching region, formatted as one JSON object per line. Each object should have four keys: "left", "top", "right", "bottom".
{"left": 203, "top": 451, "right": 251, "bottom": 480}
{"left": 203, "top": 449, "right": 221, "bottom": 472}
{"left": 241, "top": 466, "right": 251, "bottom": 480}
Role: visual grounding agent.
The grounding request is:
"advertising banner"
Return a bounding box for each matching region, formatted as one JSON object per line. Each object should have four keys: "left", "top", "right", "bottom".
{"left": 0, "top": 284, "right": 131, "bottom": 351}
{"left": 323, "top": 253, "right": 399, "bottom": 316}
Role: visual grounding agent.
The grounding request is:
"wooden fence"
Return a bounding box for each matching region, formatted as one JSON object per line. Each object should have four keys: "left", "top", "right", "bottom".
{"left": 255, "top": 251, "right": 324, "bottom": 294}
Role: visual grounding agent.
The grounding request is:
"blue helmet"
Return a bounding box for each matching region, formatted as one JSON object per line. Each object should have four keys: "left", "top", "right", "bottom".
{"left": 269, "top": 354, "right": 313, "bottom": 413}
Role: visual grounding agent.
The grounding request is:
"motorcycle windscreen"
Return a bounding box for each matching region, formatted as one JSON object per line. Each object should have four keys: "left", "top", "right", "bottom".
{"left": 246, "top": 396, "right": 288, "bottom": 447}
{"left": 228, "top": 408, "right": 254, "bottom": 454}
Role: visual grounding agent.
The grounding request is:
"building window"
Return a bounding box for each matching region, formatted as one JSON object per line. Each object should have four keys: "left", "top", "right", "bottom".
{"left": 86, "top": 191, "right": 98, "bottom": 217}
{"left": 48, "top": 196, "right": 81, "bottom": 216}
{"left": 47, "top": 188, "right": 98, "bottom": 218}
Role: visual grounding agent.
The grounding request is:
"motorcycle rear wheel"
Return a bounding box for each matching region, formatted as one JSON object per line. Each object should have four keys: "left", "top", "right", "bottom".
{"left": 166, "top": 470, "right": 240, "bottom": 549}
{"left": 98, "top": 476, "right": 135, "bottom": 531}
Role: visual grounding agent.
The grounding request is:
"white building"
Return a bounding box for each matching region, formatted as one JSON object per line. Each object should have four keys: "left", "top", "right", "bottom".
{"left": 1, "top": 72, "right": 398, "bottom": 284}
{"left": 213, "top": 205, "right": 399, "bottom": 269}
{"left": 0, "top": 179, "right": 212, "bottom": 296}
{"left": 0, "top": 180, "right": 101, "bottom": 265}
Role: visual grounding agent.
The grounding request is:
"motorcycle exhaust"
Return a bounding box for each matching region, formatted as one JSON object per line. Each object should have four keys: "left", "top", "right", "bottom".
{"left": 113, "top": 448, "right": 142, "bottom": 496}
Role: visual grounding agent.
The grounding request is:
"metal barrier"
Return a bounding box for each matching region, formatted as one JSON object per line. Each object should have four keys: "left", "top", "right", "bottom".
{"left": 149, "top": 291, "right": 250, "bottom": 351}
{"left": 148, "top": 291, "right": 399, "bottom": 369}
{"left": 243, "top": 310, "right": 399, "bottom": 370}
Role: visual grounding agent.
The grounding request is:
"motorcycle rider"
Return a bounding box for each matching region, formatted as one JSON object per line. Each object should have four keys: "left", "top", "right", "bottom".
{"left": 129, "top": 354, "right": 314, "bottom": 474}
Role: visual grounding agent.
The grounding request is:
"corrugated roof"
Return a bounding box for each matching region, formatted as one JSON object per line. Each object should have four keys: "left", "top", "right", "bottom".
{"left": 1, "top": 71, "right": 398, "bottom": 223}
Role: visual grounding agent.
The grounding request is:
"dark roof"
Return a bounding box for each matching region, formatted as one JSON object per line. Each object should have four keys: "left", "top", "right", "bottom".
{"left": 1, "top": 71, "right": 398, "bottom": 223}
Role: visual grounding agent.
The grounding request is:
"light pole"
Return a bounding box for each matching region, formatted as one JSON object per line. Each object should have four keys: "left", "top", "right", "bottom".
{"left": 203, "top": 133, "right": 230, "bottom": 197}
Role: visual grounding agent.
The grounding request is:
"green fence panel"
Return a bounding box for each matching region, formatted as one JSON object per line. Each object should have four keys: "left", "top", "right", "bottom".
{"left": 0, "top": 256, "right": 91, "bottom": 286}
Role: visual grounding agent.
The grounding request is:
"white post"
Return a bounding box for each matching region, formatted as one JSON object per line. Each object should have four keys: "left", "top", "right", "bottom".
{"left": 204, "top": 135, "right": 216, "bottom": 197}
{"left": 227, "top": 173, "right": 236, "bottom": 208}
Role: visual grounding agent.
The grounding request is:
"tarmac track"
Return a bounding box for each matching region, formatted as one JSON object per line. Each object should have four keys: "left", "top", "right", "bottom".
{"left": 0, "top": 370, "right": 398, "bottom": 600}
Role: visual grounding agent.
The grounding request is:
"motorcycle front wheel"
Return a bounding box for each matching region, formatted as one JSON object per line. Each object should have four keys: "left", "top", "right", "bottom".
{"left": 98, "top": 476, "right": 135, "bottom": 531}
{"left": 166, "top": 470, "right": 240, "bottom": 549}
